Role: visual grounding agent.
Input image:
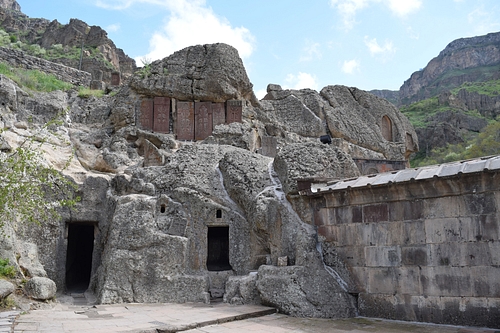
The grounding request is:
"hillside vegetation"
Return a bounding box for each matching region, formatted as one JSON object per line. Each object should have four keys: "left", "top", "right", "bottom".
{"left": 402, "top": 78, "right": 500, "bottom": 166}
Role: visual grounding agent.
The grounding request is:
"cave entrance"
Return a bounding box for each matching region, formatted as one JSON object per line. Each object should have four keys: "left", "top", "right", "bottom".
{"left": 207, "top": 226, "right": 231, "bottom": 271}
{"left": 65, "top": 223, "right": 95, "bottom": 292}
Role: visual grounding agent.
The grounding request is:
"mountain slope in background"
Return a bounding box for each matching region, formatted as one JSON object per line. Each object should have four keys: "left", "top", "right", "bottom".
{"left": 0, "top": 0, "right": 136, "bottom": 86}
{"left": 371, "top": 31, "right": 500, "bottom": 166}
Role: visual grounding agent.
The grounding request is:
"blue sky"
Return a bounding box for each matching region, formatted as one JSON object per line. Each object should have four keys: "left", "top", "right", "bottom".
{"left": 18, "top": 0, "right": 500, "bottom": 98}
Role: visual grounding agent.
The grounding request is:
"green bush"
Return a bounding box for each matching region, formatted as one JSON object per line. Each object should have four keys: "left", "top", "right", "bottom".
{"left": 0, "top": 259, "right": 15, "bottom": 278}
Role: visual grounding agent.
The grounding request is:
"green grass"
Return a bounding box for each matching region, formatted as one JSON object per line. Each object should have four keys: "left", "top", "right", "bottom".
{"left": 0, "top": 62, "right": 73, "bottom": 92}
{"left": 78, "top": 87, "right": 105, "bottom": 98}
{"left": 0, "top": 258, "right": 15, "bottom": 279}
{"left": 400, "top": 97, "right": 455, "bottom": 128}
{"left": 451, "top": 79, "right": 500, "bottom": 97}
{"left": 0, "top": 28, "right": 118, "bottom": 72}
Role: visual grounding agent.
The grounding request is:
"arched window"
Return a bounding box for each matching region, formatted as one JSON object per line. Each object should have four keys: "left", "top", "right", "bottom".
{"left": 381, "top": 115, "right": 393, "bottom": 142}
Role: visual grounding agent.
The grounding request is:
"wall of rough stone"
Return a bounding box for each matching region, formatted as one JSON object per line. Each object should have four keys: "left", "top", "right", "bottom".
{"left": 309, "top": 170, "right": 500, "bottom": 328}
{"left": 0, "top": 46, "right": 91, "bottom": 86}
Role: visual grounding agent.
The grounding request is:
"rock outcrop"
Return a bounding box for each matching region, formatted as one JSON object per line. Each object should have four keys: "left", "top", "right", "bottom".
{"left": 400, "top": 32, "right": 500, "bottom": 104}
{"left": 131, "top": 43, "right": 256, "bottom": 104}
{"left": 24, "top": 277, "right": 56, "bottom": 300}
{"left": 0, "top": 41, "right": 419, "bottom": 318}
{"left": 0, "top": 6, "right": 136, "bottom": 86}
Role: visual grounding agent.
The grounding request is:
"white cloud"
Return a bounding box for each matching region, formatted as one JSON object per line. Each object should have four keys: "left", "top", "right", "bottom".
{"left": 341, "top": 59, "right": 360, "bottom": 74}
{"left": 385, "top": 0, "right": 422, "bottom": 17}
{"left": 364, "top": 36, "right": 396, "bottom": 60}
{"left": 330, "top": 0, "right": 422, "bottom": 30}
{"left": 467, "top": 6, "right": 500, "bottom": 35}
{"left": 300, "top": 41, "right": 322, "bottom": 62}
{"left": 96, "top": 0, "right": 255, "bottom": 62}
{"left": 329, "top": 0, "right": 370, "bottom": 30}
{"left": 106, "top": 24, "right": 121, "bottom": 33}
{"left": 284, "top": 72, "right": 319, "bottom": 90}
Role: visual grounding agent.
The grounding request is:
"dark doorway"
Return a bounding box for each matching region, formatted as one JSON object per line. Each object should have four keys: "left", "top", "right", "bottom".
{"left": 66, "top": 224, "right": 95, "bottom": 292}
{"left": 207, "top": 226, "right": 231, "bottom": 271}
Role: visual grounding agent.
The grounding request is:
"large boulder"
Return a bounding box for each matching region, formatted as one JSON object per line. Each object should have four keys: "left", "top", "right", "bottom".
{"left": 257, "top": 265, "right": 357, "bottom": 318}
{"left": 24, "top": 277, "right": 56, "bottom": 300}
{"left": 130, "top": 43, "right": 257, "bottom": 105}
{"left": 0, "top": 280, "right": 15, "bottom": 299}
{"left": 261, "top": 84, "right": 418, "bottom": 161}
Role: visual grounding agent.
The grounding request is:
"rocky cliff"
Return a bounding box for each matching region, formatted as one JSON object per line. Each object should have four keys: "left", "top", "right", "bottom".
{"left": 0, "top": 1, "right": 136, "bottom": 86}
{"left": 399, "top": 32, "right": 500, "bottom": 105}
{"left": 0, "top": 42, "right": 417, "bottom": 317}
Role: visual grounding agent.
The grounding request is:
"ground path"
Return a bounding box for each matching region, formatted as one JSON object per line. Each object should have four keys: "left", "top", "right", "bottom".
{"left": 5, "top": 292, "right": 498, "bottom": 333}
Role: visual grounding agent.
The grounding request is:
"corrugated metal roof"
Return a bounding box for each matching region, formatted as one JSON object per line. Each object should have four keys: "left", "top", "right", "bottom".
{"left": 307, "top": 155, "right": 500, "bottom": 195}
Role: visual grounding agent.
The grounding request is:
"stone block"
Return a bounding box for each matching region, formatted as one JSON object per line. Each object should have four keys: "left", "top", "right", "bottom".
{"left": 334, "top": 206, "right": 352, "bottom": 224}
{"left": 420, "top": 266, "right": 472, "bottom": 297}
{"left": 389, "top": 200, "right": 424, "bottom": 222}
{"left": 464, "top": 193, "right": 496, "bottom": 215}
{"left": 366, "top": 267, "right": 398, "bottom": 294}
{"left": 195, "top": 101, "right": 213, "bottom": 140}
{"left": 363, "top": 203, "right": 388, "bottom": 223}
{"left": 337, "top": 246, "right": 366, "bottom": 267}
{"left": 317, "top": 225, "right": 337, "bottom": 243}
{"left": 313, "top": 207, "right": 329, "bottom": 226}
{"left": 475, "top": 214, "right": 499, "bottom": 241}
{"left": 402, "top": 220, "right": 426, "bottom": 245}
{"left": 277, "top": 256, "right": 288, "bottom": 266}
{"left": 349, "top": 267, "right": 368, "bottom": 292}
{"left": 365, "top": 246, "right": 401, "bottom": 267}
{"left": 459, "top": 242, "right": 491, "bottom": 267}
{"left": 398, "top": 267, "right": 422, "bottom": 295}
{"left": 176, "top": 101, "right": 195, "bottom": 140}
{"left": 226, "top": 100, "right": 242, "bottom": 123}
{"left": 139, "top": 99, "right": 154, "bottom": 131}
{"left": 428, "top": 243, "right": 461, "bottom": 267}
{"left": 490, "top": 241, "right": 500, "bottom": 266}
{"left": 423, "top": 196, "right": 465, "bottom": 219}
{"left": 469, "top": 266, "right": 500, "bottom": 297}
{"left": 212, "top": 102, "right": 226, "bottom": 127}
{"left": 153, "top": 97, "right": 170, "bottom": 133}
{"left": 401, "top": 245, "right": 429, "bottom": 266}
{"left": 424, "top": 217, "right": 474, "bottom": 244}
{"left": 352, "top": 205, "right": 362, "bottom": 223}
{"left": 371, "top": 221, "right": 403, "bottom": 246}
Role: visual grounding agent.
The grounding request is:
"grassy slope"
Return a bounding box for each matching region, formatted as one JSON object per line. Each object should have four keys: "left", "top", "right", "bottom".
{"left": 402, "top": 77, "right": 500, "bottom": 167}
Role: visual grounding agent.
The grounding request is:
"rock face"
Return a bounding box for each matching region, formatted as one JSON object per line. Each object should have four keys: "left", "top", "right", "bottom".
{"left": 131, "top": 43, "right": 256, "bottom": 104}
{"left": 0, "top": 41, "right": 419, "bottom": 318}
{"left": 261, "top": 84, "right": 418, "bottom": 161}
{"left": 400, "top": 32, "right": 500, "bottom": 104}
{"left": 0, "top": 9, "right": 136, "bottom": 85}
{"left": 0, "top": 280, "right": 15, "bottom": 299}
{"left": 0, "top": 0, "right": 20, "bottom": 11}
{"left": 24, "top": 277, "right": 56, "bottom": 300}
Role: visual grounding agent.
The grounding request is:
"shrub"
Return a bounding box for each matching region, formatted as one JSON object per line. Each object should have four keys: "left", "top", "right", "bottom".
{"left": 0, "top": 259, "right": 15, "bottom": 278}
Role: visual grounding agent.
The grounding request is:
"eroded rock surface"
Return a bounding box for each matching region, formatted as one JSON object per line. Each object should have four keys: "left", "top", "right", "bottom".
{"left": 0, "top": 42, "right": 418, "bottom": 318}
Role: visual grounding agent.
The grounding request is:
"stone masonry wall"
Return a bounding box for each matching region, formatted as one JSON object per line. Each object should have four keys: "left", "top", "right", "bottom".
{"left": 311, "top": 170, "right": 500, "bottom": 328}
{"left": 0, "top": 46, "right": 91, "bottom": 86}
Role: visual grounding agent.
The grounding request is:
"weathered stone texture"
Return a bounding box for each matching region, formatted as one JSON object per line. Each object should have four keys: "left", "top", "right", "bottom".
{"left": 130, "top": 43, "right": 256, "bottom": 104}
{"left": 24, "top": 277, "right": 57, "bottom": 300}
{"left": 0, "top": 46, "right": 91, "bottom": 86}
{"left": 307, "top": 170, "right": 500, "bottom": 328}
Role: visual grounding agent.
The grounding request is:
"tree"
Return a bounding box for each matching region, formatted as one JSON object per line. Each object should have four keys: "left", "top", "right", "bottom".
{"left": 0, "top": 119, "right": 78, "bottom": 230}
